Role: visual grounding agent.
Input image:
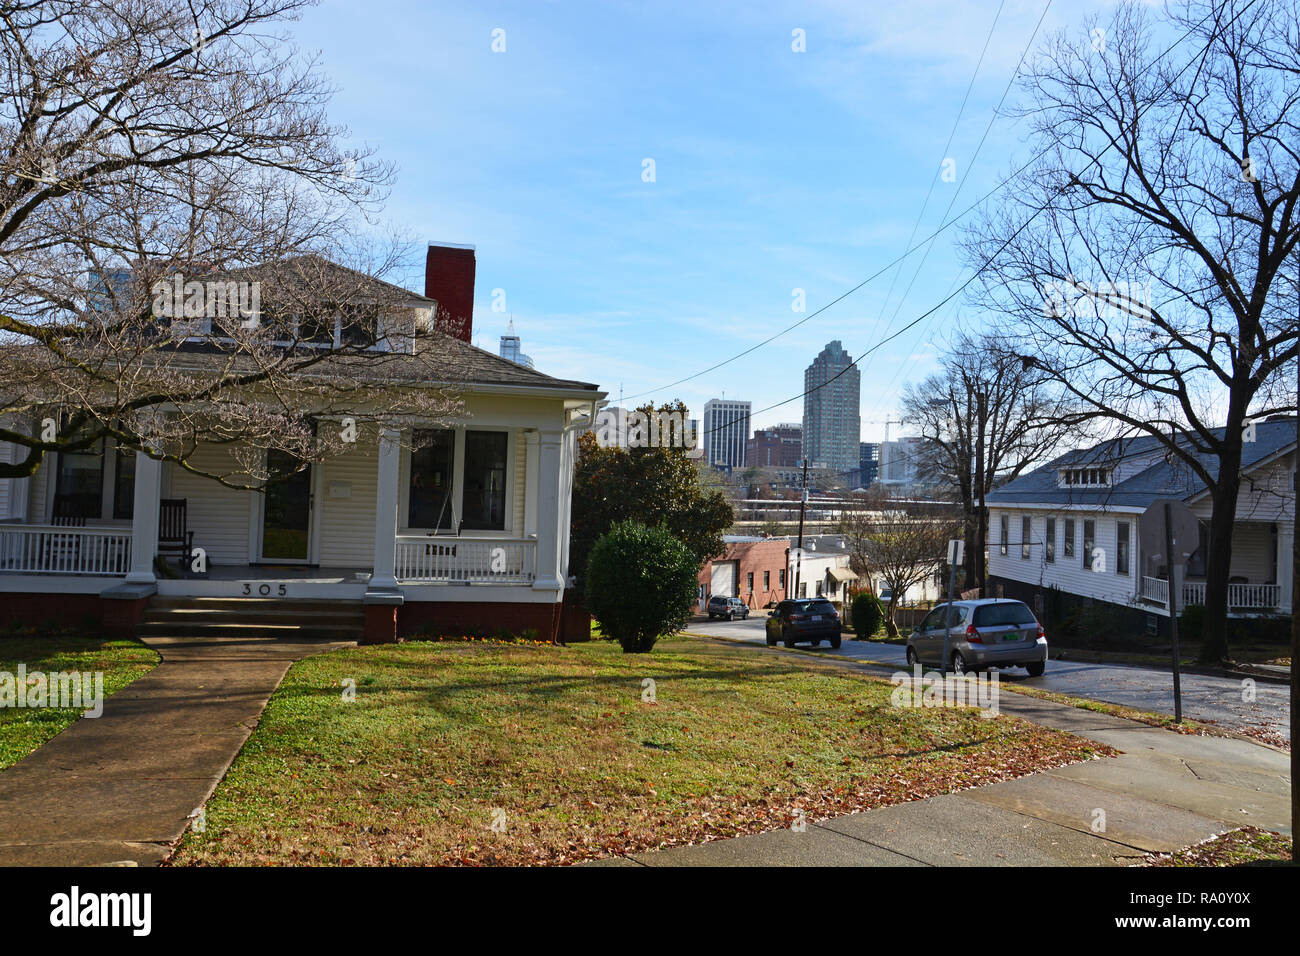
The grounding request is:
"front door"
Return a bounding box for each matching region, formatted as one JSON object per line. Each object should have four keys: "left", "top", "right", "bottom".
{"left": 261, "top": 450, "right": 312, "bottom": 562}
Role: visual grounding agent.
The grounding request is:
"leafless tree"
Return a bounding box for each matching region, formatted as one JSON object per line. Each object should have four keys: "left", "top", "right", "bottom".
{"left": 0, "top": 0, "right": 459, "bottom": 486}
{"left": 901, "top": 331, "right": 1084, "bottom": 593}
{"left": 837, "top": 488, "right": 958, "bottom": 638}
{"left": 962, "top": 0, "right": 1300, "bottom": 662}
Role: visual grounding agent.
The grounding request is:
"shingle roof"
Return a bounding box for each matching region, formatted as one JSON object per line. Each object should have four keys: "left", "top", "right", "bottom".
{"left": 986, "top": 418, "right": 1297, "bottom": 508}
{"left": 165, "top": 335, "right": 599, "bottom": 391}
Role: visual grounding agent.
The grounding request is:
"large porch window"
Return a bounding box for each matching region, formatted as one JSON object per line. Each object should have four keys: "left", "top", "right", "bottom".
{"left": 462, "top": 431, "right": 507, "bottom": 531}
{"left": 407, "top": 429, "right": 456, "bottom": 530}
{"left": 113, "top": 446, "right": 136, "bottom": 519}
{"left": 54, "top": 439, "right": 104, "bottom": 518}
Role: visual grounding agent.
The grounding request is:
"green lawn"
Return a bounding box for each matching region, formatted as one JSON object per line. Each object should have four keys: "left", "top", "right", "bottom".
{"left": 0, "top": 635, "right": 160, "bottom": 770}
{"left": 172, "top": 634, "right": 1112, "bottom": 866}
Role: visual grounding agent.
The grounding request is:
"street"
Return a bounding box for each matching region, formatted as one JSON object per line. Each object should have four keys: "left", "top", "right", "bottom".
{"left": 688, "top": 616, "right": 1291, "bottom": 743}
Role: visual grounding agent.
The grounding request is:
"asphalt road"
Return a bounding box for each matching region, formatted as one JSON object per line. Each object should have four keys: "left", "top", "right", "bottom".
{"left": 688, "top": 616, "right": 1291, "bottom": 743}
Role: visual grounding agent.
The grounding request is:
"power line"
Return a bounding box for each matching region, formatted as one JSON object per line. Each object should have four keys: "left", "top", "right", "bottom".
{"left": 868, "top": 0, "right": 1010, "bottom": 346}
{"left": 866, "top": 0, "right": 1054, "bottom": 398}
{"left": 624, "top": 4, "right": 1049, "bottom": 403}
{"left": 695, "top": 0, "right": 1253, "bottom": 446}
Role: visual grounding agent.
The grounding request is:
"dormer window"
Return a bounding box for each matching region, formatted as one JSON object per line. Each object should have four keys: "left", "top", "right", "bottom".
{"left": 1060, "top": 466, "right": 1111, "bottom": 488}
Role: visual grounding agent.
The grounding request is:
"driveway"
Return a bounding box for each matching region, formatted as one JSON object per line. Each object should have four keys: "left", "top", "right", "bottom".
{"left": 688, "top": 617, "right": 1291, "bottom": 742}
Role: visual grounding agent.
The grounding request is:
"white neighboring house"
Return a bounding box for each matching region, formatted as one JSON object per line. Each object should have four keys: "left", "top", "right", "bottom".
{"left": 986, "top": 418, "right": 1296, "bottom": 631}
{"left": 795, "top": 534, "right": 944, "bottom": 607}
{"left": 789, "top": 535, "right": 858, "bottom": 604}
{"left": 0, "top": 245, "right": 604, "bottom": 643}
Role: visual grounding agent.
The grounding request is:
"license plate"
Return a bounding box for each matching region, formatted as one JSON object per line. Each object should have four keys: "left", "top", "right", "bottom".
{"left": 811, "top": 615, "right": 822, "bottom": 621}
{"left": 1003, "top": 633, "right": 1020, "bottom": 642}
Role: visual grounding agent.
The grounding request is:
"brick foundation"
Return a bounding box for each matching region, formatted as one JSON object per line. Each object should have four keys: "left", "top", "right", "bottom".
{"left": 102, "top": 596, "right": 151, "bottom": 638}
{"left": 0, "top": 592, "right": 153, "bottom": 638}
{"left": 395, "top": 601, "right": 562, "bottom": 644}
{"left": 363, "top": 603, "right": 399, "bottom": 644}
{"left": 559, "top": 593, "right": 592, "bottom": 643}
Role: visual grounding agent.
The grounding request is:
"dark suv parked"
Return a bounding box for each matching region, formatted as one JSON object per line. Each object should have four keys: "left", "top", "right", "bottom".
{"left": 707, "top": 596, "right": 750, "bottom": 620}
{"left": 766, "top": 598, "right": 841, "bottom": 649}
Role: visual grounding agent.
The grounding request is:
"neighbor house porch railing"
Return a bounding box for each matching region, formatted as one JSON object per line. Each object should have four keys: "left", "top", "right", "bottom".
{"left": 394, "top": 536, "right": 536, "bottom": 585}
{"left": 1140, "top": 575, "right": 1280, "bottom": 610}
{"left": 0, "top": 525, "right": 132, "bottom": 575}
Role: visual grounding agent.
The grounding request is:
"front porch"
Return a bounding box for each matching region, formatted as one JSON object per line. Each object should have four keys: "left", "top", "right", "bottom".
{"left": 0, "top": 524, "right": 539, "bottom": 593}
{"left": 1138, "top": 575, "right": 1290, "bottom": 615}
{"left": 0, "top": 413, "right": 583, "bottom": 642}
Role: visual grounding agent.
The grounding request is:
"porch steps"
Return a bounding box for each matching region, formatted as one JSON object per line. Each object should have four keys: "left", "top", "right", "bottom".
{"left": 139, "top": 597, "right": 365, "bottom": 642}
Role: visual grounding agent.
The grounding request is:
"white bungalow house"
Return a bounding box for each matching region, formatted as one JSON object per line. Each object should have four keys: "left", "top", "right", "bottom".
{"left": 986, "top": 418, "right": 1296, "bottom": 634}
{"left": 0, "top": 244, "right": 603, "bottom": 643}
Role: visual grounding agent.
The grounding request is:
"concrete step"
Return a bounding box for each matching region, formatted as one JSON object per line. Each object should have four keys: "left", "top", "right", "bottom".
{"left": 141, "top": 606, "right": 365, "bottom": 625}
{"left": 148, "top": 596, "right": 364, "bottom": 613}
{"left": 136, "top": 621, "right": 363, "bottom": 639}
{"left": 141, "top": 596, "right": 365, "bottom": 640}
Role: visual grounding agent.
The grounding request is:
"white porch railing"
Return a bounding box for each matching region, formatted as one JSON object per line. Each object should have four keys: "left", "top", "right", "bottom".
{"left": 0, "top": 525, "right": 132, "bottom": 575}
{"left": 394, "top": 536, "right": 536, "bottom": 585}
{"left": 1140, "top": 575, "right": 1281, "bottom": 610}
{"left": 1140, "top": 575, "right": 1169, "bottom": 605}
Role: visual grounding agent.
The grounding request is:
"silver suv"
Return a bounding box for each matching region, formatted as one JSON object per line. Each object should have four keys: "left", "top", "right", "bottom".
{"left": 905, "top": 599, "right": 1047, "bottom": 676}
{"left": 707, "top": 596, "right": 750, "bottom": 621}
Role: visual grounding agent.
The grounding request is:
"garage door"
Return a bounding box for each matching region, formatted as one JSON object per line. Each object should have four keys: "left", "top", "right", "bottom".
{"left": 710, "top": 561, "right": 737, "bottom": 598}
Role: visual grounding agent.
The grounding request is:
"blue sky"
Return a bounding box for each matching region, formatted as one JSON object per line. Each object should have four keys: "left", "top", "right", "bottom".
{"left": 291, "top": 0, "right": 1114, "bottom": 441}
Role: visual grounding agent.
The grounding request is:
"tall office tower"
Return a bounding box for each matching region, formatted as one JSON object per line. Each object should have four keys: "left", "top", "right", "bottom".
{"left": 498, "top": 320, "right": 535, "bottom": 369}
{"left": 859, "top": 442, "right": 880, "bottom": 487}
{"left": 702, "top": 399, "right": 751, "bottom": 470}
{"left": 802, "top": 340, "right": 861, "bottom": 476}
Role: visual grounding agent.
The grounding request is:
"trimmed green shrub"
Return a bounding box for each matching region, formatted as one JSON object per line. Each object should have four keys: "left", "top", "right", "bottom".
{"left": 850, "top": 592, "right": 884, "bottom": 637}
{"left": 584, "top": 520, "right": 699, "bottom": 653}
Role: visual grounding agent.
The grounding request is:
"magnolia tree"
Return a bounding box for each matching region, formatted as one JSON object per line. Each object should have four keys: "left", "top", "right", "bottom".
{"left": 0, "top": 0, "right": 458, "bottom": 486}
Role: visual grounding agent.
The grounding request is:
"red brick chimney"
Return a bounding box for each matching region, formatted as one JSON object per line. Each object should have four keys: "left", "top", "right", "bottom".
{"left": 424, "top": 242, "right": 476, "bottom": 342}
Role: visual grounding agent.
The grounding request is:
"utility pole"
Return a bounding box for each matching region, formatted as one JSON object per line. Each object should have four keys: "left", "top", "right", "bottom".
{"left": 1291, "top": 258, "right": 1298, "bottom": 837}
{"left": 974, "top": 390, "right": 987, "bottom": 594}
{"left": 1166, "top": 499, "right": 1184, "bottom": 724}
{"left": 793, "top": 458, "right": 809, "bottom": 599}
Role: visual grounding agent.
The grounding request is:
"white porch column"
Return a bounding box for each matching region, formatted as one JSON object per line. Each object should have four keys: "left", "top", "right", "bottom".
{"left": 523, "top": 429, "right": 540, "bottom": 538}
{"left": 370, "top": 427, "right": 401, "bottom": 589}
{"left": 1278, "top": 526, "right": 1294, "bottom": 612}
{"left": 125, "top": 452, "right": 162, "bottom": 584}
{"left": 532, "top": 430, "right": 565, "bottom": 590}
{"left": 559, "top": 429, "right": 575, "bottom": 582}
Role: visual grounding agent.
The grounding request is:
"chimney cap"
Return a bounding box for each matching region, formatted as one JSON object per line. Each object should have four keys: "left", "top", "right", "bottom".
{"left": 427, "top": 240, "right": 476, "bottom": 251}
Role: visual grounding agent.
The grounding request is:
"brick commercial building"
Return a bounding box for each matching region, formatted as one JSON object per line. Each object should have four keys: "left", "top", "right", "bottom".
{"left": 746, "top": 424, "right": 802, "bottom": 468}
{"left": 698, "top": 536, "right": 790, "bottom": 610}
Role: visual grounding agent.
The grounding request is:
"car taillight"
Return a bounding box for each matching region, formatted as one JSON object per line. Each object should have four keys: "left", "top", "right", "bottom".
{"left": 1037, "top": 626, "right": 1046, "bottom": 640}
{"left": 966, "top": 624, "right": 983, "bottom": 644}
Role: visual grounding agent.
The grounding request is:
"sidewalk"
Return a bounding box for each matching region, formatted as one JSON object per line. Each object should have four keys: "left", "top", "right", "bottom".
{"left": 0, "top": 633, "right": 350, "bottom": 866}
{"left": 600, "top": 662, "right": 1292, "bottom": 867}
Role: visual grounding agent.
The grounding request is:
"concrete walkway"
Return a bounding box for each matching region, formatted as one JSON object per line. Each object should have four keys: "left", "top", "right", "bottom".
{"left": 601, "top": 664, "right": 1292, "bottom": 866}
{"left": 0, "top": 633, "right": 350, "bottom": 866}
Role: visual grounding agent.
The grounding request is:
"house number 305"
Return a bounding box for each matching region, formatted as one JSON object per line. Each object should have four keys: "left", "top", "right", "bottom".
{"left": 243, "top": 583, "right": 288, "bottom": 596}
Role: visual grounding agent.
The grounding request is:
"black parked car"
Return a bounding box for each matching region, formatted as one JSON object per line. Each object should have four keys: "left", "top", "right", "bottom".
{"left": 707, "top": 595, "right": 750, "bottom": 620}
{"left": 766, "top": 598, "right": 841, "bottom": 649}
